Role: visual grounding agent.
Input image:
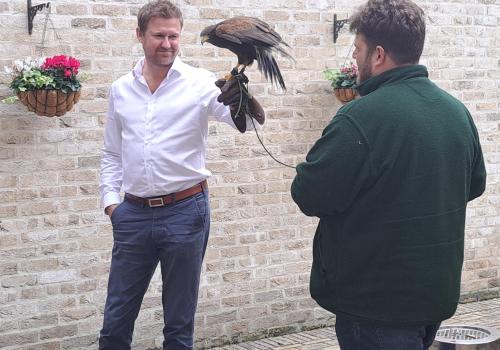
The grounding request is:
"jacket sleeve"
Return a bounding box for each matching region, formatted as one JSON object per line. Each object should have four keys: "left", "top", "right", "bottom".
{"left": 468, "top": 125, "right": 486, "bottom": 201}
{"left": 291, "top": 114, "right": 373, "bottom": 217}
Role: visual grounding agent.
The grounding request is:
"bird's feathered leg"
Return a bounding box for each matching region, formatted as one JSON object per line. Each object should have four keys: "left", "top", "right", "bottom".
{"left": 223, "top": 64, "right": 247, "bottom": 81}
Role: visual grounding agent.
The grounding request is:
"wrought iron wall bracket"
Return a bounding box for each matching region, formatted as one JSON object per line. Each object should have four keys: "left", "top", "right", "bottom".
{"left": 333, "top": 14, "right": 349, "bottom": 43}
{"left": 27, "top": 0, "right": 51, "bottom": 35}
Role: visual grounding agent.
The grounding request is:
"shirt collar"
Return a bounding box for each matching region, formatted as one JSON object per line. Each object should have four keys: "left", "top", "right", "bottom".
{"left": 132, "top": 56, "right": 186, "bottom": 80}
{"left": 356, "top": 64, "right": 429, "bottom": 96}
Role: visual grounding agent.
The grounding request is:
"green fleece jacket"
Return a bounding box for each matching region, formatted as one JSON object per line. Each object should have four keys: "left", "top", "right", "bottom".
{"left": 291, "top": 65, "right": 486, "bottom": 326}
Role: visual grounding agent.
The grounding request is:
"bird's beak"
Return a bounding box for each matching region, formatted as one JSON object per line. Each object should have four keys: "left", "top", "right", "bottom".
{"left": 200, "top": 35, "right": 208, "bottom": 45}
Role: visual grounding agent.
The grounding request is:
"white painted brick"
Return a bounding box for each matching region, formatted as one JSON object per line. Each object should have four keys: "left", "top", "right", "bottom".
{"left": 39, "top": 270, "right": 77, "bottom": 285}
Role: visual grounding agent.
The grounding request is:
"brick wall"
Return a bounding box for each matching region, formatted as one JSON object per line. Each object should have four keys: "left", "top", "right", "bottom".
{"left": 0, "top": 0, "right": 498, "bottom": 349}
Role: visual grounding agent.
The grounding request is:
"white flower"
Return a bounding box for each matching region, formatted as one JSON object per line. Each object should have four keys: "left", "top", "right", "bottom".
{"left": 13, "top": 59, "right": 24, "bottom": 72}
{"left": 6, "top": 56, "right": 44, "bottom": 77}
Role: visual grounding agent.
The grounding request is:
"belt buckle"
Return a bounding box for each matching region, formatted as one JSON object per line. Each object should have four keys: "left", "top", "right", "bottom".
{"left": 148, "top": 197, "right": 164, "bottom": 207}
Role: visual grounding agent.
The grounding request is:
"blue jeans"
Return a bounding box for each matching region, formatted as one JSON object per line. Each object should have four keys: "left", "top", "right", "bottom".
{"left": 335, "top": 315, "right": 440, "bottom": 350}
{"left": 99, "top": 190, "right": 210, "bottom": 350}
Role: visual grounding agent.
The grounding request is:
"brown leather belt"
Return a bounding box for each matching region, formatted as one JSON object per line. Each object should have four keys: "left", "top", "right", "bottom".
{"left": 125, "top": 180, "right": 207, "bottom": 208}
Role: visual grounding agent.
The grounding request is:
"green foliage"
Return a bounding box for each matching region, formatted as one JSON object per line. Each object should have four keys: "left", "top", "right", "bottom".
{"left": 323, "top": 62, "right": 358, "bottom": 89}
{"left": 10, "top": 69, "right": 55, "bottom": 92}
{"left": 1, "top": 96, "right": 18, "bottom": 104}
{"left": 41, "top": 67, "right": 81, "bottom": 93}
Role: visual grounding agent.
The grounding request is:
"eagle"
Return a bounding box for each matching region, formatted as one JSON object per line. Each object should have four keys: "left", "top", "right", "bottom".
{"left": 200, "top": 16, "right": 293, "bottom": 90}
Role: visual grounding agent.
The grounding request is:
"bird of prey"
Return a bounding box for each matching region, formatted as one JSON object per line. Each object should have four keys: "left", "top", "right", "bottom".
{"left": 200, "top": 16, "right": 293, "bottom": 90}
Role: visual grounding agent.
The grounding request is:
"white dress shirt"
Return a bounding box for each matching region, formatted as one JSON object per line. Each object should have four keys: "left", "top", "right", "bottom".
{"left": 100, "top": 57, "right": 238, "bottom": 209}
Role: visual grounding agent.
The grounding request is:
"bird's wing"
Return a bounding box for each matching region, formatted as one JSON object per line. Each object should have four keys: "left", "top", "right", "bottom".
{"left": 213, "top": 16, "right": 294, "bottom": 90}
{"left": 213, "top": 27, "right": 243, "bottom": 44}
{"left": 216, "top": 16, "right": 284, "bottom": 48}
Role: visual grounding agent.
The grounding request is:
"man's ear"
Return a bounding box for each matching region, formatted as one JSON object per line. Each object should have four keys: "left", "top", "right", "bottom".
{"left": 375, "top": 46, "right": 385, "bottom": 62}
{"left": 136, "top": 27, "right": 144, "bottom": 43}
{"left": 372, "top": 45, "right": 387, "bottom": 70}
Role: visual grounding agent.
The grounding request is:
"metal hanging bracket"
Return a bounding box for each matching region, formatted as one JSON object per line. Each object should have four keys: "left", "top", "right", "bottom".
{"left": 333, "top": 14, "right": 349, "bottom": 43}
{"left": 27, "top": 0, "right": 51, "bottom": 35}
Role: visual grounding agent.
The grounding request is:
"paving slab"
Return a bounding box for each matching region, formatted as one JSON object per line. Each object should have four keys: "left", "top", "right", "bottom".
{"left": 210, "top": 298, "right": 500, "bottom": 350}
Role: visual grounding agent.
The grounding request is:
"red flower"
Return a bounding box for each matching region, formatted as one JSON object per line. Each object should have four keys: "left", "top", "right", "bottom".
{"left": 41, "top": 55, "right": 80, "bottom": 75}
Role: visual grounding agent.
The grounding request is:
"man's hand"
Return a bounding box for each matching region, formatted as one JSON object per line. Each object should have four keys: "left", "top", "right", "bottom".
{"left": 216, "top": 76, "right": 265, "bottom": 133}
{"left": 105, "top": 204, "right": 119, "bottom": 218}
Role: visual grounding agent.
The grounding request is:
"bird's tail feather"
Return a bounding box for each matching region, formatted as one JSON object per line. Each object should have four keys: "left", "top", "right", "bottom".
{"left": 256, "top": 49, "right": 287, "bottom": 90}
{"left": 275, "top": 43, "right": 294, "bottom": 62}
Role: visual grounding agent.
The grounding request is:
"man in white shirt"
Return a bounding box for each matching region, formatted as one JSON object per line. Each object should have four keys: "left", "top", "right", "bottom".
{"left": 98, "top": 1, "right": 264, "bottom": 349}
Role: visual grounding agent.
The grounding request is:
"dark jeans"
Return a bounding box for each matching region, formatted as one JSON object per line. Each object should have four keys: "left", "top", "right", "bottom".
{"left": 99, "top": 190, "right": 210, "bottom": 350}
{"left": 335, "top": 315, "right": 441, "bottom": 350}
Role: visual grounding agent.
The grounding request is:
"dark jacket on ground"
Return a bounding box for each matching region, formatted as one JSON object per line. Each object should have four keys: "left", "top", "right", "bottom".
{"left": 291, "top": 65, "right": 486, "bottom": 326}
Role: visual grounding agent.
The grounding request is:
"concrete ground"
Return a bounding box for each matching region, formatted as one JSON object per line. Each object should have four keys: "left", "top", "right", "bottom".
{"left": 211, "top": 298, "right": 500, "bottom": 350}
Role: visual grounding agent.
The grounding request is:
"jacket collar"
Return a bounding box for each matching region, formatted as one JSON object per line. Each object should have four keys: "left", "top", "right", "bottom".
{"left": 356, "top": 64, "right": 428, "bottom": 96}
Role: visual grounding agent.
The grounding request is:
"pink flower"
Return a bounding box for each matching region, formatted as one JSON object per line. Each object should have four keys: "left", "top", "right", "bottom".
{"left": 41, "top": 55, "right": 80, "bottom": 72}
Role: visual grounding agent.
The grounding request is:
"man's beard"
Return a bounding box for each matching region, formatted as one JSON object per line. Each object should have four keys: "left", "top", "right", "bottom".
{"left": 357, "top": 51, "right": 374, "bottom": 84}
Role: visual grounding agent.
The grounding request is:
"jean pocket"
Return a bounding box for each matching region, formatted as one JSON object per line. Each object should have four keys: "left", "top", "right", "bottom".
{"left": 193, "top": 192, "right": 209, "bottom": 226}
{"left": 110, "top": 201, "right": 125, "bottom": 222}
{"left": 159, "top": 195, "right": 207, "bottom": 243}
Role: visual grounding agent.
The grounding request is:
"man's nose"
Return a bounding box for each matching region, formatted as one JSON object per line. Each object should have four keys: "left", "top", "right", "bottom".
{"left": 161, "top": 38, "right": 171, "bottom": 48}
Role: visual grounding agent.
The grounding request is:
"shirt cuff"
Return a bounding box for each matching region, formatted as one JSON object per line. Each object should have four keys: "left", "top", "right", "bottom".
{"left": 102, "top": 192, "right": 122, "bottom": 210}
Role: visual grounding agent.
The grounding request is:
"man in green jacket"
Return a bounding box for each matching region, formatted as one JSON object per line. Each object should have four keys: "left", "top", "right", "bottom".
{"left": 291, "top": 0, "right": 487, "bottom": 349}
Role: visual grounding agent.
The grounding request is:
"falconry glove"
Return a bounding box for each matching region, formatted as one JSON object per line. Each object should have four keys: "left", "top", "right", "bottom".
{"left": 216, "top": 73, "right": 265, "bottom": 133}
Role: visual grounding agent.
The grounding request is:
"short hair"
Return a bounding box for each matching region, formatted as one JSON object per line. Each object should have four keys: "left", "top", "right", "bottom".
{"left": 349, "top": 0, "right": 426, "bottom": 64}
{"left": 137, "top": 0, "right": 183, "bottom": 33}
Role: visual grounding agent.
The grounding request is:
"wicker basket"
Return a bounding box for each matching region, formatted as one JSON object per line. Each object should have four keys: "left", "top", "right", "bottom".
{"left": 17, "top": 89, "right": 81, "bottom": 117}
{"left": 334, "top": 88, "right": 357, "bottom": 104}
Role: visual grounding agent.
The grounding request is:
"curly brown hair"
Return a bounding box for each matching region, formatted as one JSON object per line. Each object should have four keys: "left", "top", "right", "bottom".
{"left": 137, "top": 0, "right": 183, "bottom": 34}
{"left": 349, "top": 0, "right": 425, "bottom": 64}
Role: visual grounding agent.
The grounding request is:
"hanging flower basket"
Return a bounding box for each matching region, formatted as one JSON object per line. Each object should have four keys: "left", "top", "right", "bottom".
{"left": 2, "top": 55, "right": 82, "bottom": 117}
{"left": 324, "top": 61, "right": 358, "bottom": 104}
{"left": 334, "top": 88, "right": 357, "bottom": 104}
{"left": 17, "top": 89, "right": 81, "bottom": 117}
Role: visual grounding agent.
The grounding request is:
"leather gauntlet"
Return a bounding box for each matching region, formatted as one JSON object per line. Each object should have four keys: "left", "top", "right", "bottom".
{"left": 216, "top": 77, "right": 265, "bottom": 133}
